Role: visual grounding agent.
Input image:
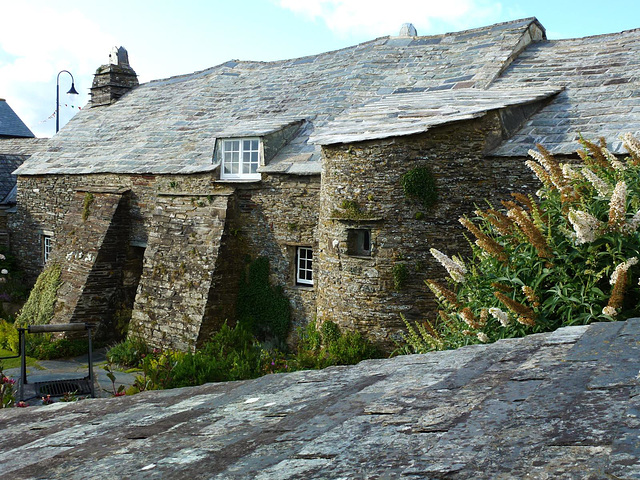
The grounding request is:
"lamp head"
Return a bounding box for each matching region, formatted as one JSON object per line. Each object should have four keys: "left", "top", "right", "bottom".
{"left": 67, "top": 83, "right": 79, "bottom": 95}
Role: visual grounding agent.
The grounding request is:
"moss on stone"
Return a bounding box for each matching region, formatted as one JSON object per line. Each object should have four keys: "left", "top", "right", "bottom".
{"left": 82, "top": 192, "right": 95, "bottom": 222}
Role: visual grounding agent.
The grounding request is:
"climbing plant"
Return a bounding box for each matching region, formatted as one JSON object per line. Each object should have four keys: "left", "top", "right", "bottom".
{"left": 400, "top": 165, "right": 438, "bottom": 209}
{"left": 15, "top": 263, "right": 62, "bottom": 327}
{"left": 236, "top": 257, "right": 291, "bottom": 343}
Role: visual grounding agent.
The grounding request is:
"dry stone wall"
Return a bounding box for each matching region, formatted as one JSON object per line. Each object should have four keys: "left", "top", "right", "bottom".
{"left": 316, "top": 112, "right": 539, "bottom": 348}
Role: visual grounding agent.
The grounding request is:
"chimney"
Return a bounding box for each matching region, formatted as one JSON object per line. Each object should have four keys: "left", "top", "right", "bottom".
{"left": 90, "top": 46, "right": 139, "bottom": 107}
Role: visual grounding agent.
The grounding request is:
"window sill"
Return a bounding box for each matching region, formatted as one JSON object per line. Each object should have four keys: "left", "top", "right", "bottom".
{"left": 217, "top": 178, "right": 262, "bottom": 184}
{"left": 293, "top": 284, "right": 314, "bottom": 291}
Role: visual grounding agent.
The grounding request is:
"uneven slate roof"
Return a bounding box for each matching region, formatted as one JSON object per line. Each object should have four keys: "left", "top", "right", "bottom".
{"left": 492, "top": 28, "right": 640, "bottom": 156}
{"left": 0, "top": 99, "right": 34, "bottom": 138}
{"left": 0, "top": 138, "right": 47, "bottom": 204}
{"left": 311, "top": 86, "right": 562, "bottom": 145}
{"left": 14, "top": 18, "right": 543, "bottom": 176}
{"left": 1, "top": 319, "right": 639, "bottom": 478}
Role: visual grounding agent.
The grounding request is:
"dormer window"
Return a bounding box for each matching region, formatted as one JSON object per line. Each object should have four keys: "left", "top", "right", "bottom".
{"left": 221, "top": 138, "right": 261, "bottom": 180}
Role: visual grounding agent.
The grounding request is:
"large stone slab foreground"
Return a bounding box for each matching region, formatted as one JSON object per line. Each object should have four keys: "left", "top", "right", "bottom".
{"left": 1, "top": 320, "right": 640, "bottom": 479}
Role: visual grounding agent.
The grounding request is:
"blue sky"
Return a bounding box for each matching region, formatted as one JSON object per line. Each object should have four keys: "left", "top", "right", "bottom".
{"left": 2, "top": 0, "right": 639, "bottom": 137}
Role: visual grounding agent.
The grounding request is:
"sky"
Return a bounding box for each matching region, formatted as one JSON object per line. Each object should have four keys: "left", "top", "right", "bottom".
{"left": 2, "top": 0, "right": 639, "bottom": 138}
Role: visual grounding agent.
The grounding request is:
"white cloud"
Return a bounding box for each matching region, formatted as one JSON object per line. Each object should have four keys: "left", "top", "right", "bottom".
{"left": 0, "top": 3, "right": 115, "bottom": 137}
{"left": 277, "top": 0, "right": 503, "bottom": 37}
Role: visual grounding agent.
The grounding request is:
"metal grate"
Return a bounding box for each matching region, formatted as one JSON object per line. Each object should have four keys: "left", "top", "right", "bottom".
{"left": 34, "top": 378, "right": 93, "bottom": 397}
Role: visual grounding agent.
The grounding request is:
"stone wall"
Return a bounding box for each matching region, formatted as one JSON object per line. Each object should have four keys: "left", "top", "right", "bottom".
{"left": 316, "top": 112, "right": 539, "bottom": 348}
{"left": 10, "top": 170, "right": 321, "bottom": 347}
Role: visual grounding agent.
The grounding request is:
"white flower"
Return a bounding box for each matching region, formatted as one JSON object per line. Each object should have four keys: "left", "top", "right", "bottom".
{"left": 622, "top": 132, "right": 640, "bottom": 158}
{"left": 608, "top": 180, "right": 627, "bottom": 227}
{"left": 489, "top": 307, "right": 510, "bottom": 327}
{"left": 610, "top": 257, "right": 638, "bottom": 285}
{"left": 477, "top": 332, "right": 489, "bottom": 343}
{"left": 429, "top": 248, "right": 466, "bottom": 283}
{"left": 581, "top": 168, "right": 611, "bottom": 197}
{"left": 0, "top": 269, "right": 8, "bottom": 275}
{"left": 0, "top": 254, "right": 5, "bottom": 261}
{"left": 561, "top": 164, "right": 582, "bottom": 180}
{"left": 602, "top": 147, "right": 626, "bottom": 171}
{"left": 602, "top": 306, "right": 618, "bottom": 316}
{"left": 567, "top": 209, "right": 603, "bottom": 244}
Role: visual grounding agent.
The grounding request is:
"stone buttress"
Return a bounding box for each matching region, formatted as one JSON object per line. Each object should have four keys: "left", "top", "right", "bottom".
{"left": 128, "top": 192, "right": 232, "bottom": 351}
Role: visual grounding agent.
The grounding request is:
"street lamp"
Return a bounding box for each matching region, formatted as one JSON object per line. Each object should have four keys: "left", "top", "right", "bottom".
{"left": 56, "top": 70, "right": 79, "bottom": 133}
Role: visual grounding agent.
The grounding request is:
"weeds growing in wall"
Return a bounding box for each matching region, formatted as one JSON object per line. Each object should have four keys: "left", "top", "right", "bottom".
{"left": 82, "top": 193, "right": 94, "bottom": 222}
{"left": 399, "top": 133, "right": 640, "bottom": 353}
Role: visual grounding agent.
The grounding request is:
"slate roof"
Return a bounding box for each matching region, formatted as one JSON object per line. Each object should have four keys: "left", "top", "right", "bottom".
{"left": 1, "top": 319, "right": 639, "bottom": 478}
{"left": 310, "top": 86, "right": 563, "bottom": 145}
{"left": 13, "top": 18, "right": 640, "bottom": 176}
{"left": 14, "top": 18, "right": 544, "bottom": 176}
{"left": 492, "top": 28, "right": 640, "bottom": 156}
{"left": 0, "top": 99, "right": 34, "bottom": 138}
{"left": 0, "top": 138, "right": 48, "bottom": 204}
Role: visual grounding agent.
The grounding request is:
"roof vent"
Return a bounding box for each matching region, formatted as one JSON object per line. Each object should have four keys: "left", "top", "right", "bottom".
{"left": 399, "top": 23, "right": 417, "bottom": 37}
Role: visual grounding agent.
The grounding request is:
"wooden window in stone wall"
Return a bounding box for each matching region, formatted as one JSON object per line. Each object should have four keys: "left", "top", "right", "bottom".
{"left": 221, "top": 138, "right": 261, "bottom": 180}
{"left": 42, "top": 234, "right": 53, "bottom": 264}
{"left": 347, "top": 229, "right": 371, "bottom": 257}
{"left": 296, "top": 246, "right": 313, "bottom": 286}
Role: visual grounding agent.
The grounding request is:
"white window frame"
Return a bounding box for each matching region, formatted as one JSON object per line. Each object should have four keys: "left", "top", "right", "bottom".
{"left": 42, "top": 234, "right": 53, "bottom": 264}
{"left": 220, "top": 137, "right": 261, "bottom": 180}
{"left": 296, "top": 246, "right": 314, "bottom": 286}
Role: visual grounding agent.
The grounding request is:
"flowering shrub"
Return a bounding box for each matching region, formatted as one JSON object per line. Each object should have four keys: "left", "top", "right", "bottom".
{"left": 0, "top": 367, "right": 16, "bottom": 408}
{"left": 401, "top": 134, "right": 640, "bottom": 353}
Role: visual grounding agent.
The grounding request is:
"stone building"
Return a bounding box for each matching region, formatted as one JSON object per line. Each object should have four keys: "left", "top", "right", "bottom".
{"left": 0, "top": 99, "right": 45, "bottom": 247}
{"left": 9, "top": 18, "right": 640, "bottom": 350}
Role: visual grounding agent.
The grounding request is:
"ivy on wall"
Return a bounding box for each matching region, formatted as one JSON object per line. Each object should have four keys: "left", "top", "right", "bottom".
{"left": 400, "top": 166, "right": 438, "bottom": 209}
{"left": 15, "top": 263, "right": 62, "bottom": 327}
{"left": 236, "top": 257, "right": 291, "bottom": 343}
{"left": 82, "top": 193, "right": 95, "bottom": 222}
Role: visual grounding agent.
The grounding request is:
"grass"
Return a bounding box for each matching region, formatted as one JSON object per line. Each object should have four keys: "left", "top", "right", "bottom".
{"left": 0, "top": 348, "right": 40, "bottom": 370}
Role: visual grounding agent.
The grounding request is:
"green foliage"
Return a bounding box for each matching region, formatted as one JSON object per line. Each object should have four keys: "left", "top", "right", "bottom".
{"left": 401, "top": 166, "right": 438, "bottom": 209}
{"left": 392, "top": 263, "right": 409, "bottom": 291}
{"left": 26, "top": 335, "right": 89, "bottom": 360}
{"left": 0, "top": 319, "right": 18, "bottom": 353}
{"left": 295, "top": 319, "right": 382, "bottom": 369}
{"left": 15, "top": 263, "right": 62, "bottom": 328}
{"left": 237, "top": 257, "right": 291, "bottom": 343}
{"left": 401, "top": 134, "right": 640, "bottom": 353}
{"left": 82, "top": 192, "right": 94, "bottom": 221}
{"left": 0, "top": 249, "right": 29, "bottom": 303}
{"left": 106, "top": 336, "right": 150, "bottom": 368}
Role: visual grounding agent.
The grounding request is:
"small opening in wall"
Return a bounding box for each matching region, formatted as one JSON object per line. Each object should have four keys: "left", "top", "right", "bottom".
{"left": 347, "top": 229, "right": 371, "bottom": 256}
{"left": 42, "top": 234, "right": 53, "bottom": 264}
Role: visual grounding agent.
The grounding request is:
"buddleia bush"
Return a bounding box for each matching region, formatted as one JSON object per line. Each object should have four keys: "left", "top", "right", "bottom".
{"left": 402, "top": 133, "right": 640, "bottom": 353}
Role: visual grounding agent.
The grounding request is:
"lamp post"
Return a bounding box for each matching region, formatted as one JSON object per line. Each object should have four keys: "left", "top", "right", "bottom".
{"left": 56, "top": 70, "right": 79, "bottom": 133}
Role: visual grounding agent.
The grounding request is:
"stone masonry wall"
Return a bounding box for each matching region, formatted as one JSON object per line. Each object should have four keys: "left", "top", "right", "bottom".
{"left": 11, "top": 171, "right": 320, "bottom": 347}
{"left": 316, "top": 112, "right": 539, "bottom": 349}
{"left": 232, "top": 174, "right": 320, "bottom": 333}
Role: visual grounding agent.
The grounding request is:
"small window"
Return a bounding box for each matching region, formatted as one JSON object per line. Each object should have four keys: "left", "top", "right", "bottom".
{"left": 42, "top": 235, "right": 53, "bottom": 264}
{"left": 296, "top": 246, "right": 313, "bottom": 286}
{"left": 347, "top": 229, "right": 371, "bottom": 256}
{"left": 221, "top": 138, "right": 261, "bottom": 180}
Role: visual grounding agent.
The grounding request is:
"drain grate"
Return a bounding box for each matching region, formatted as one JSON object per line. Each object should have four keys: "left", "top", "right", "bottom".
{"left": 34, "top": 378, "right": 93, "bottom": 397}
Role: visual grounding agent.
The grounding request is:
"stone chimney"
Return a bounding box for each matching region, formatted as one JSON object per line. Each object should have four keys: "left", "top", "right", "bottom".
{"left": 90, "top": 46, "right": 139, "bottom": 107}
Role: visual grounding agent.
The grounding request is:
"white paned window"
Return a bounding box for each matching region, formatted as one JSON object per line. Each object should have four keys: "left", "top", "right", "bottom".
{"left": 296, "top": 246, "right": 313, "bottom": 286}
{"left": 42, "top": 235, "right": 53, "bottom": 263}
{"left": 221, "top": 138, "right": 261, "bottom": 180}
